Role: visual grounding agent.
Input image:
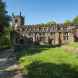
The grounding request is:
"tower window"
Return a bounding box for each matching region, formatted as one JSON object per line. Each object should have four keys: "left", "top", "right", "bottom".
{"left": 15, "top": 19, "right": 18, "bottom": 23}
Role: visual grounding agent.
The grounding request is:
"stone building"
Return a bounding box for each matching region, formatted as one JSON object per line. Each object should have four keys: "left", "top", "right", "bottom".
{"left": 11, "top": 13, "right": 78, "bottom": 46}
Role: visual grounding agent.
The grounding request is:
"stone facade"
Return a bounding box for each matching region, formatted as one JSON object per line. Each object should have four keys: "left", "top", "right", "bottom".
{"left": 11, "top": 14, "right": 78, "bottom": 46}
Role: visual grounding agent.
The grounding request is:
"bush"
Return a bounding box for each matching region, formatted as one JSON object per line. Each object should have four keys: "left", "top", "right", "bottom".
{"left": 0, "top": 35, "right": 11, "bottom": 49}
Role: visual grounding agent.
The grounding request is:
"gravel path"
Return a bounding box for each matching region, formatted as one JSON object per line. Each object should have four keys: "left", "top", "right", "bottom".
{"left": 0, "top": 48, "right": 24, "bottom": 78}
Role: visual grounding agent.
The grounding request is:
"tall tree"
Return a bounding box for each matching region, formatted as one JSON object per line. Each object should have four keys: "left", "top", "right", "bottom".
{"left": 0, "top": 0, "right": 10, "bottom": 32}
{"left": 0, "top": 0, "right": 11, "bottom": 48}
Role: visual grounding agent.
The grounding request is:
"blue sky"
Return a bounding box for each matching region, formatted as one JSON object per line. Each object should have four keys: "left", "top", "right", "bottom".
{"left": 4, "top": 0, "right": 78, "bottom": 24}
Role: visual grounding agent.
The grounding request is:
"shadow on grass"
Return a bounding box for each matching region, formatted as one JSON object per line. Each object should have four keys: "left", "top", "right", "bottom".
{"left": 15, "top": 45, "right": 49, "bottom": 60}
{"left": 24, "top": 61, "right": 78, "bottom": 78}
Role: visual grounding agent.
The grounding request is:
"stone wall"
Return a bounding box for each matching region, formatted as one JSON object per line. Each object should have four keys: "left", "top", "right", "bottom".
{"left": 12, "top": 24, "right": 78, "bottom": 46}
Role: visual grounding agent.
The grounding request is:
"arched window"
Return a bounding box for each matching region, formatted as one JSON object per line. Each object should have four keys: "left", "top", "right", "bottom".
{"left": 15, "top": 19, "right": 18, "bottom": 23}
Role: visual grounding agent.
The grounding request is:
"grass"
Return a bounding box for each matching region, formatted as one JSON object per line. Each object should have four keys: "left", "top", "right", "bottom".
{"left": 18, "top": 43, "right": 78, "bottom": 78}
{"left": 66, "top": 42, "right": 78, "bottom": 48}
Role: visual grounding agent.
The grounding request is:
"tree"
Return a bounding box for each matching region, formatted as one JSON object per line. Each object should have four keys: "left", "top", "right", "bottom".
{"left": 0, "top": 0, "right": 10, "bottom": 33}
{"left": 40, "top": 23, "right": 45, "bottom": 26}
{"left": 64, "top": 20, "right": 72, "bottom": 24}
{"left": 46, "top": 21, "right": 56, "bottom": 25}
{"left": 0, "top": 0, "right": 11, "bottom": 48}
{"left": 73, "top": 16, "right": 78, "bottom": 24}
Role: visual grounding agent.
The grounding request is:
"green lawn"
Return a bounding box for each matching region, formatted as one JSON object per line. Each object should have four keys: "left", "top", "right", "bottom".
{"left": 18, "top": 44, "right": 78, "bottom": 78}
{"left": 66, "top": 42, "right": 78, "bottom": 48}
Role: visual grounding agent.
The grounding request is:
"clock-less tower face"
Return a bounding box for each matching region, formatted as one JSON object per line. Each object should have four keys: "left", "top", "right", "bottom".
{"left": 12, "top": 15, "right": 24, "bottom": 29}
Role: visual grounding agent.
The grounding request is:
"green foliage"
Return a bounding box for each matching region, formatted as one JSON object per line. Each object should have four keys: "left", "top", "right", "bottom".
{"left": 64, "top": 20, "right": 72, "bottom": 24}
{"left": 40, "top": 23, "right": 45, "bottom": 25}
{"left": 0, "top": 0, "right": 10, "bottom": 26}
{"left": 0, "top": 0, "right": 11, "bottom": 48}
{"left": 0, "top": 26, "right": 12, "bottom": 48}
{"left": 0, "top": 36, "right": 11, "bottom": 48}
{"left": 27, "top": 61, "right": 78, "bottom": 78}
{"left": 73, "top": 16, "right": 78, "bottom": 24}
{"left": 39, "top": 23, "right": 45, "bottom": 26}
{"left": 46, "top": 21, "right": 56, "bottom": 25}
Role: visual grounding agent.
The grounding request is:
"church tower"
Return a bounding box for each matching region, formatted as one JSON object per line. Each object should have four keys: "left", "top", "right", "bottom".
{"left": 12, "top": 12, "right": 25, "bottom": 30}
{"left": 11, "top": 12, "right": 25, "bottom": 46}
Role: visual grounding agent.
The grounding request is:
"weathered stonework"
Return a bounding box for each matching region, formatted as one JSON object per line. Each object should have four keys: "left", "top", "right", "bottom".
{"left": 11, "top": 14, "right": 78, "bottom": 46}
